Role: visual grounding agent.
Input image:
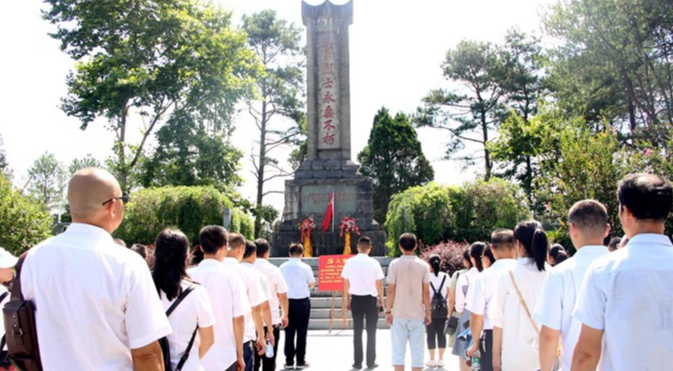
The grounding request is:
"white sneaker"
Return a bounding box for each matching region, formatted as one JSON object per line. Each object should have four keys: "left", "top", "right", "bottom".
{"left": 425, "top": 360, "right": 437, "bottom": 368}
{"left": 437, "top": 359, "right": 445, "bottom": 368}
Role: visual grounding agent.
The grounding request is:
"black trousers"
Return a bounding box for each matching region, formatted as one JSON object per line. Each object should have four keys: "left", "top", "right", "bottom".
{"left": 243, "top": 340, "right": 255, "bottom": 371}
{"left": 426, "top": 318, "right": 447, "bottom": 349}
{"left": 254, "top": 325, "right": 281, "bottom": 371}
{"left": 481, "top": 329, "right": 494, "bottom": 371}
{"left": 351, "top": 295, "right": 379, "bottom": 367}
{"left": 285, "top": 298, "right": 311, "bottom": 366}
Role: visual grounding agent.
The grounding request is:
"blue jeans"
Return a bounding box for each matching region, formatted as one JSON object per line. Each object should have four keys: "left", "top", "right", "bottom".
{"left": 391, "top": 318, "right": 425, "bottom": 367}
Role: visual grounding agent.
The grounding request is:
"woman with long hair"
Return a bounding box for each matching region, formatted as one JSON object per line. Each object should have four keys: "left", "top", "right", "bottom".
{"left": 490, "top": 221, "right": 549, "bottom": 371}
{"left": 153, "top": 229, "right": 216, "bottom": 371}
{"left": 447, "top": 250, "right": 472, "bottom": 352}
{"left": 425, "top": 254, "right": 450, "bottom": 368}
{"left": 453, "top": 242, "right": 487, "bottom": 371}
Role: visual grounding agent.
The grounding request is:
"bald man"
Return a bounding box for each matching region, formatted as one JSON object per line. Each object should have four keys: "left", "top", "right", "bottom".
{"left": 19, "top": 168, "right": 172, "bottom": 371}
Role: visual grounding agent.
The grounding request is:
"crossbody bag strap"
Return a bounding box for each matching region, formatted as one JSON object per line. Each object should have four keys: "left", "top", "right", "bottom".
{"left": 175, "top": 326, "right": 198, "bottom": 371}
{"left": 10, "top": 252, "right": 29, "bottom": 302}
{"left": 165, "top": 285, "right": 196, "bottom": 317}
{"left": 508, "top": 271, "right": 540, "bottom": 335}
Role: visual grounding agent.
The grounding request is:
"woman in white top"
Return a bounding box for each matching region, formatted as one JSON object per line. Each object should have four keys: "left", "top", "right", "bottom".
{"left": 490, "top": 221, "right": 549, "bottom": 371}
{"left": 425, "top": 254, "right": 450, "bottom": 368}
{"left": 452, "top": 242, "right": 486, "bottom": 371}
{"left": 152, "top": 229, "right": 216, "bottom": 371}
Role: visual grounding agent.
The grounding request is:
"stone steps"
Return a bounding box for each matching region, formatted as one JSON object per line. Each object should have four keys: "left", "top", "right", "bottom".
{"left": 269, "top": 257, "right": 393, "bottom": 330}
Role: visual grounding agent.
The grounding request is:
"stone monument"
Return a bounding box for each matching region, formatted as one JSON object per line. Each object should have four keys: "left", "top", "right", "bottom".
{"left": 272, "top": 0, "right": 387, "bottom": 256}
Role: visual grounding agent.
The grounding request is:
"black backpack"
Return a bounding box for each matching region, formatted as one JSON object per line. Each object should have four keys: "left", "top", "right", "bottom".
{"left": 158, "top": 285, "right": 198, "bottom": 371}
{"left": 430, "top": 275, "right": 448, "bottom": 319}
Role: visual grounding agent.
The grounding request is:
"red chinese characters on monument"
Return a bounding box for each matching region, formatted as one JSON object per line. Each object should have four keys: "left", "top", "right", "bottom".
{"left": 317, "top": 33, "right": 340, "bottom": 149}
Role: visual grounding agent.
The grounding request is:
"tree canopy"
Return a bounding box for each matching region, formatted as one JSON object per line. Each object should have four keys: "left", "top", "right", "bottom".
{"left": 44, "top": 0, "right": 262, "bottom": 192}
{"left": 358, "top": 108, "right": 434, "bottom": 223}
{"left": 242, "top": 9, "right": 305, "bottom": 237}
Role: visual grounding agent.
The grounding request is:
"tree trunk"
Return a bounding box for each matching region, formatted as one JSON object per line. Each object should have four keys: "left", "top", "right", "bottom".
{"left": 481, "top": 111, "right": 491, "bottom": 180}
{"left": 118, "top": 104, "right": 129, "bottom": 193}
{"left": 254, "top": 101, "right": 268, "bottom": 238}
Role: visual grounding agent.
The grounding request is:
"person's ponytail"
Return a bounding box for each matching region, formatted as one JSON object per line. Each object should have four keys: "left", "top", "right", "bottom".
{"left": 531, "top": 228, "right": 548, "bottom": 271}
{"left": 514, "top": 220, "right": 549, "bottom": 272}
{"left": 429, "top": 254, "right": 441, "bottom": 276}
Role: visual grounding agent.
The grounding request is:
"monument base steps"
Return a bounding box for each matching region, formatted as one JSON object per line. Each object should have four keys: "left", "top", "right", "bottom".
{"left": 268, "top": 257, "right": 393, "bottom": 330}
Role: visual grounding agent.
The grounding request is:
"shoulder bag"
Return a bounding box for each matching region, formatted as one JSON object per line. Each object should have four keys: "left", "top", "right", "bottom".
{"left": 509, "top": 271, "right": 560, "bottom": 371}
{"left": 3, "top": 252, "right": 43, "bottom": 371}
{"left": 158, "top": 284, "right": 199, "bottom": 371}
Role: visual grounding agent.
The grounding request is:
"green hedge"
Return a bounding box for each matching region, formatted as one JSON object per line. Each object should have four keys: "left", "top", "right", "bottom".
{"left": 115, "top": 186, "right": 253, "bottom": 245}
{"left": 0, "top": 176, "right": 53, "bottom": 255}
{"left": 386, "top": 179, "right": 530, "bottom": 256}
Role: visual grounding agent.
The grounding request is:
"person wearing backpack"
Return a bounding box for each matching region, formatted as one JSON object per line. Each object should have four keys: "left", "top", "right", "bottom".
{"left": 153, "top": 229, "right": 216, "bottom": 371}
{"left": 425, "top": 254, "right": 449, "bottom": 368}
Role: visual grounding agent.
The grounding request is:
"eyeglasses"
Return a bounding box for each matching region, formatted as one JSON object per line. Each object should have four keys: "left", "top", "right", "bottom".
{"left": 102, "top": 193, "right": 130, "bottom": 206}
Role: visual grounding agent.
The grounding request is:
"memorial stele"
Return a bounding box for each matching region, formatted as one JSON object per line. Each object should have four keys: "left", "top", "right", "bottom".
{"left": 272, "top": 0, "right": 387, "bottom": 256}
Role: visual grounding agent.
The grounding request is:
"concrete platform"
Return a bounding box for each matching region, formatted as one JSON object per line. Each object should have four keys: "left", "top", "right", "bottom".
{"left": 276, "top": 329, "right": 459, "bottom": 370}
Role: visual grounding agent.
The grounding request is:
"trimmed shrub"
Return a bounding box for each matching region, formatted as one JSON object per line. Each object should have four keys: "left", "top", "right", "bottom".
{"left": 386, "top": 178, "right": 530, "bottom": 256}
{"left": 0, "top": 176, "right": 53, "bottom": 254}
{"left": 115, "top": 186, "right": 253, "bottom": 245}
{"left": 419, "top": 241, "right": 469, "bottom": 277}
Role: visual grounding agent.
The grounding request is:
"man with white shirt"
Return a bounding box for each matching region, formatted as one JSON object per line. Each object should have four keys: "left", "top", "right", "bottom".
{"left": 226, "top": 234, "right": 269, "bottom": 371}
{"left": 280, "top": 243, "right": 316, "bottom": 369}
{"left": 242, "top": 241, "right": 275, "bottom": 357}
{"left": 342, "top": 236, "right": 385, "bottom": 370}
{"left": 465, "top": 229, "right": 518, "bottom": 371}
{"left": 253, "top": 238, "right": 290, "bottom": 371}
{"left": 534, "top": 200, "right": 610, "bottom": 371}
{"left": 572, "top": 174, "right": 673, "bottom": 371}
{"left": 191, "top": 225, "right": 249, "bottom": 371}
{"left": 20, "top": 168, "right": 172, "bottom": 371}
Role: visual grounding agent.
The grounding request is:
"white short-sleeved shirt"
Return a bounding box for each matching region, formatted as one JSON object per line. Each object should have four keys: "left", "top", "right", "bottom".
{"left": 533, "top": 245, "right": 608, "bottom": 371}
{"left": 280, "top": 258, "right": 315, "bottom": 299}
{"left": 160, "top": 282, "right": 216, "bottom": 371}
{"left": 455, "top": 267, "right": 480, "bottom": 313}
{"left": 254, "top": 259, "right": 289, "bottom": 325}
{"left": 573, "top": 234, "right": 673, "bottom": 371}
{"left": 20, "top": 223, "right": 172, "bottom": 371}
{"left": 188, "top": 259, "right": 250, "bottom": 371}
{"left": 428, "top": 272, "right": 450, "bottom": 301}
{"left": 222, "top": 258, "right": 267, "bottom": 342}
{"left": 341, "top": 254, "right": 384, "bottom": 297}
{"left": 465, "top": 258, "right": 517, "bottom": 330}
{"left": 0, "top": 285, "right": 9, "bottom": 351}
{"left": 489, "top": 257, "right": 548, "bottom": 371}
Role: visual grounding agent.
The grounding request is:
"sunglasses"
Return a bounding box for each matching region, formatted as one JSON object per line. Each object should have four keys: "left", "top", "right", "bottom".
{"left": 102, "top": 193, "right": 130, "bottom": 206}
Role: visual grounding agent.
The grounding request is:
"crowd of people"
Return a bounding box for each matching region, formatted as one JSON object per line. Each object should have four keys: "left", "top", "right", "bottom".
{"left": 0, "top": 167, "right": 671, "bottom": 371}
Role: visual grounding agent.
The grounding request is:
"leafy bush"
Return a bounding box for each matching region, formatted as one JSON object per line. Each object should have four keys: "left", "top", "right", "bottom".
{"left": 0, "top": 176, "right": 53, "bottom": 255}
{"left": 386, "top": 179, "right": 530, "bottom": 256}
{"left": 419, "top": 241, "right": 469, "bottom": 277}
{"left": 115, "top": 186, "right": 253, "bottom": 246}
{"left": 386, "top": 183, "right": 454, "bottom": 256}
{"left": 452, "top": 178, "right": 531, "bottom": 242}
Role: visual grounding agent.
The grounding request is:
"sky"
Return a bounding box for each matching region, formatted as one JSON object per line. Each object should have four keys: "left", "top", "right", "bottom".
{"left": 0, "top": 0, "right": 553, "bottom": 212}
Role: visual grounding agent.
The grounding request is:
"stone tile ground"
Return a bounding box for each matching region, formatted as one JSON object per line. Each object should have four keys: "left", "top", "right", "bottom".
{"left": 276, "top": 329, "right": 460, "bottom": 371}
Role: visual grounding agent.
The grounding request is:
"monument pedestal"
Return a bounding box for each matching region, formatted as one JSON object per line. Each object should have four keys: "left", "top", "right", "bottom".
{"left": 272, "top": 159, "right": 387, "bottom": 256}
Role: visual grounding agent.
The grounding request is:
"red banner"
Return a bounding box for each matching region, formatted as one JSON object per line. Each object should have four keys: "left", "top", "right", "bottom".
{"left": 318, "top": 254, "right": 352, "bottom": 291}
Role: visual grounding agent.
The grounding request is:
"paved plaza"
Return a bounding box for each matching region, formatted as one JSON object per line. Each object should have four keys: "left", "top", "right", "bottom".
{"left": 277, "top": 329, "right": 460, "bottom": 371}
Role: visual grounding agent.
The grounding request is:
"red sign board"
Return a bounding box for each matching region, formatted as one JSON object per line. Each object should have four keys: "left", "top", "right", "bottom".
{"left": 318, "top": 254, "right": 352, "bottom": 291}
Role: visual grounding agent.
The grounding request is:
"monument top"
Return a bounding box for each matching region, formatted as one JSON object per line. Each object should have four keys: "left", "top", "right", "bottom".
{"left": 302, "top": 0, "right": 353, "bottom": 161}
{"left": 302, "top": 1, "right": 353, "bottom": 25}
